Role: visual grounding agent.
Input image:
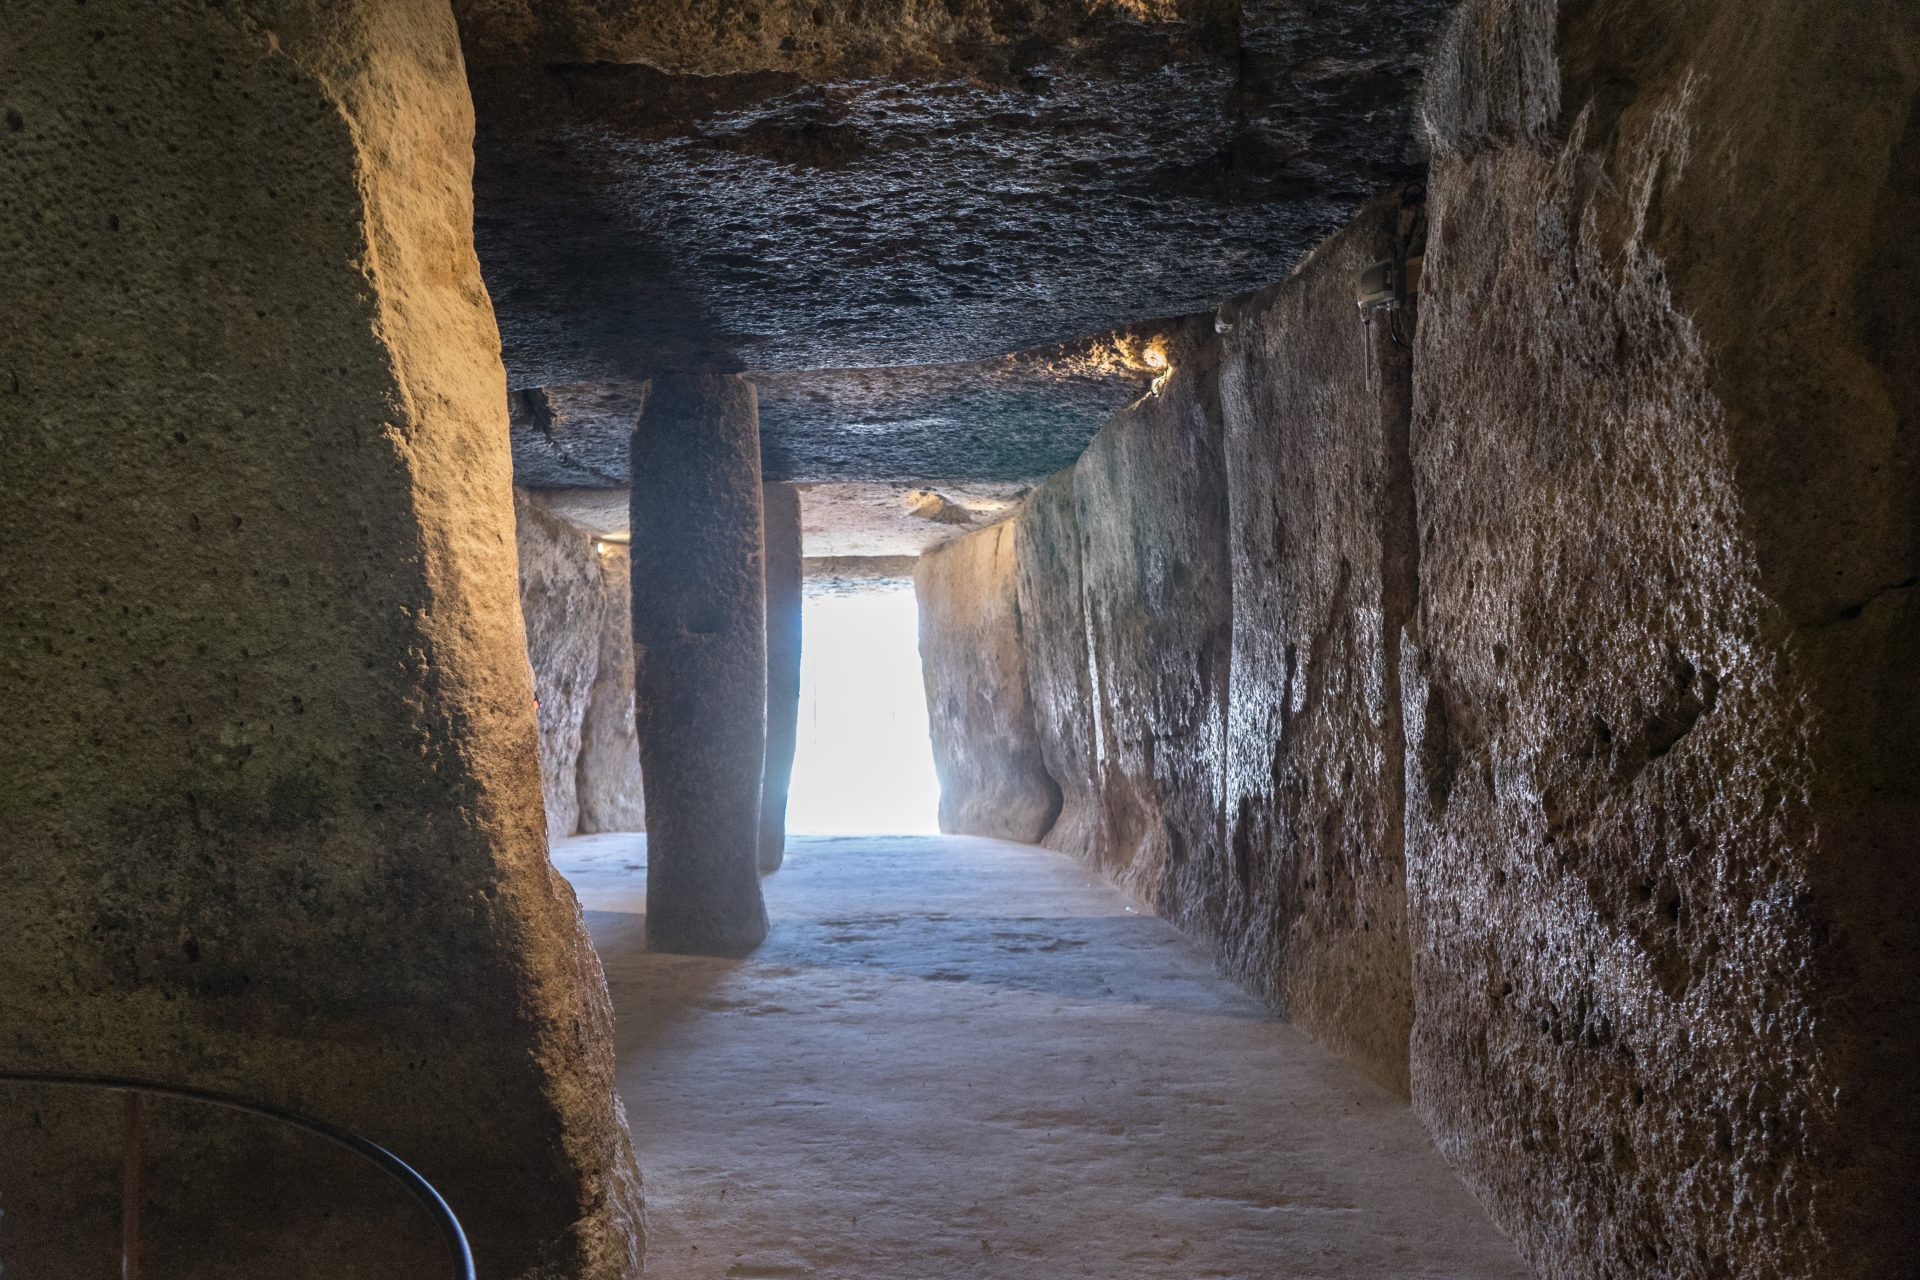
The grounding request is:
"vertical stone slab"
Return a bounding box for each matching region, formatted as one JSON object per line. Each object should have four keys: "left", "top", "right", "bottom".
{"left": 1011, "top": 468, "right": 1102, "bottom": 862}
{"left": 1008, "top": 271, "right": 1420, "bottom": 1095}
{"left": 915, "top": 520, "right": 1062, "bottom": 842}
{"left": 578, "top": 542, "right": 649, "bottom": 833}
{"left": 1071, "top": 332, "right": 1233, "bottom": 914}
{"left": 760, "top": 482, "right": 803, "bottom": 870}
{"left": 0, "top": 4, "right": 642, "bottom": 1278}
{"left": 516, "top": 491, "right": 615, "bottom": 841}
{"left": 1408, "top": 1, "right": 1920, "bottom": 1274}
{"left": 1215, "top": 191, "right": 1421, "bottom": 1094}
{"left": 629, "top": 374, "right": 770, "bottom": 954}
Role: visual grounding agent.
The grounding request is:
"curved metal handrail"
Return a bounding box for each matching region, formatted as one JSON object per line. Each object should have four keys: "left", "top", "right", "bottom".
{"left": 0, "top": 1071, "right": 475, "bottom": 1280}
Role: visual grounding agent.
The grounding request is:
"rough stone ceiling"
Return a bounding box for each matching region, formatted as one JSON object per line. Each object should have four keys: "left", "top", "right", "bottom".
{"left": 529, "top": 482, "right": 1027, "bottom": 557}
{"left": 508, "top": 320, "right": 1189, "bottom": 487}
{"left": 459, "top": 0, "right": 1453, "bottom": 489}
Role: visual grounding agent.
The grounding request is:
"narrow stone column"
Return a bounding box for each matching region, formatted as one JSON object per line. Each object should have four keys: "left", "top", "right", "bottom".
{"left": 630, "top": 374, "right": 771, "bottom": 954}
{"left": 760, "top": 483, "right": 805, "bottom": 872}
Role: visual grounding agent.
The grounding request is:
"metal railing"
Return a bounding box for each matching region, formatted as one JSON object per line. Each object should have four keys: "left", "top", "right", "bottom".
{"left": 0, "top": 1071, "right": 476, "bottom": 1280}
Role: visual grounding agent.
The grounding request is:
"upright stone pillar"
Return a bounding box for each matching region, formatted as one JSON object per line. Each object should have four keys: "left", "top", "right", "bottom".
{"left": 760, "top": 483, "right": 804, "bottom": 872}
{"left": 630, "top": 374, "right": 771, "bottom": 954}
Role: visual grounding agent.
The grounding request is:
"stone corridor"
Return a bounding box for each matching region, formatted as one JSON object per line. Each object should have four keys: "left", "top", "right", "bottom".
{"left": 558, "top": 834, "right": 1526, "bottom": 1279}
{"left": 8, "top": 4, "right": 1914, "bottom": 1275}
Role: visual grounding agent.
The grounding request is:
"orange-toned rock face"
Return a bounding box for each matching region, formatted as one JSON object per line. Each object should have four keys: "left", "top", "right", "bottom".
{"left": 0, "top": 4, "right": 640, "bottom": 1277}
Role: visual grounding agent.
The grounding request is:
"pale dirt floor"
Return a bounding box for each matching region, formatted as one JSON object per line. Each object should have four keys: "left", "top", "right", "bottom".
{"left": 555, "top": 833, "right": 1526, "bottom": 1280}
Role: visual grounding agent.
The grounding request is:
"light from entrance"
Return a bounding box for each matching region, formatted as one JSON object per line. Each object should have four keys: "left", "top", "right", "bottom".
{"left": 785, "top": 584, "right": 940, "bottom": 834}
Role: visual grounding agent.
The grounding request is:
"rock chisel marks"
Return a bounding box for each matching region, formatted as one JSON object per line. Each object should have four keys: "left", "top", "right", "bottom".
{"left": 630, "top": 374, "right": 771, "bottom": 955}
{"left": 760, "top": 483, "right": 804, "bottom": 873}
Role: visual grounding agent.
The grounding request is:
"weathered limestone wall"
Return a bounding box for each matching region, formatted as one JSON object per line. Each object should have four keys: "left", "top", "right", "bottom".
{"left": 577, "top": 541, "right": 649, "bottom": 834}
{"left": 1215, "top": 194, "right": 1422, "bottom": 1093}
{"left": 918, "top": 315, "right": 1236, "bottom": 901}
{"left": 918, "top": 1, "right": 1920, "bottom": 1271}
{"left": 517, "top": 492, "right": 615, "bottom": 841}
{"left": 1010, "top": 469, "right": 1101, "bottom": 862}
{"left": 0, "top": 4, "right": 641, "bottom": 1278}
{"left": 1067, "top": 322, "right": 1234, "bottom": 910}
{"left": 515, "top": 493, "right": 646, "bottom": 837}
{"left": 980, "top": 201, "right": 1421, "bottom": 1091}
{"left": 1403, "top": 2, "right": 1920, "bottom": 1274}
{"left": 916, "top": 520, "right": 1061, "bottom": 843}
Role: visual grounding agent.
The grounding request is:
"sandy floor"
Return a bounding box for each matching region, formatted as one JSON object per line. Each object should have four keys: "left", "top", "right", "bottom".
{"left": 555, "top": 833, "right": 1525, "bottom": 1280}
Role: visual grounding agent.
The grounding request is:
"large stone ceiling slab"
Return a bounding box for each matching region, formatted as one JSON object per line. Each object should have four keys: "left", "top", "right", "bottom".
{"left": 508, "top": 320, "right": 1201, "bottom": 485}
{"left": 459, "top": 0, "right": 1454, "bottom": 384}
{"left": 528, "top": 482, "right": 1028, "bottom": 558}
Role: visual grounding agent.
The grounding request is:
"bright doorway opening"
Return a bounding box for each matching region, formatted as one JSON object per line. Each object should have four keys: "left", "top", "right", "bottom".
{"left": 785, "top": 583, "right": 940, "bottom": 834}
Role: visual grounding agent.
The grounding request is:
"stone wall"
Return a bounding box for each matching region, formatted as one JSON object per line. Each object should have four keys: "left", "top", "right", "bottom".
{"left": 517, "top": 492, "right": 615, "bottom": 840}
{"left": 958, "top": 200, "right": 1420, "bottom": 1091}
{"left": 514, "top": 492, "right": 646, "bottom": 838}
{"left": 0, "top": 4, "right": 642, "bottom": 1278}
{"left": 917, "top": 5, "right": 1919, "bottom": 1263}
{"left": 915, "top": 519, "right": 1061, "bottom": 843}
{"left": 577, "top": 540, "right": 649, "bottom": 834}
{"left": 1010, "top": 469, "right": 1101, "bottom": 864}
{"left": 1403, "top": 1, "right": 1920, "bottom": 1274}
{"left": 1215, "top": 195, "right": 1422, "bottom": 1093}
{"left": 1066, "top": 317, "right": 1235, "bottom": 911}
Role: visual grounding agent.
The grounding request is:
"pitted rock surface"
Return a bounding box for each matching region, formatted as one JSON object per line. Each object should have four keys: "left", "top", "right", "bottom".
{"left": 0, "top": 5, "right": 642, "bottom": 1276}
{"left": 508, "top": 326, "right": 1183, "bottom": 487}
{"left": 987, "top": 194, "right": 1423, "bottom": 1099}
{"left": 460, "top": 0, "right": 1457, "bottom": 486}
{"left": 1402, "top": 2, "right": 1920, "bottom": 1275}
{"left": 1214, "top": 192, "right": 1422, "bottom": 1095}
